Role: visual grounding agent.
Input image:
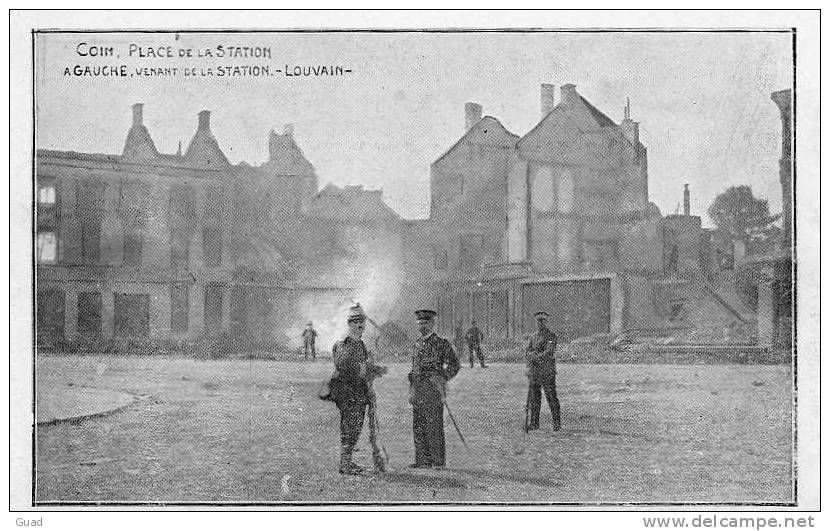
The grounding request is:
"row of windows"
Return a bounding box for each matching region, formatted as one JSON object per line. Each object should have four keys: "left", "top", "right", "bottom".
{"left": 36, "top": 226, "right": 222, "bottom": 267}
{"left": 36, "top": 181, "right": 225, "bottom": 221}
{"left": 36, "top": 284, "right": 226, "bottom": 339}
{"left": 431, "top": 234, "right": 498, "bottom": 271}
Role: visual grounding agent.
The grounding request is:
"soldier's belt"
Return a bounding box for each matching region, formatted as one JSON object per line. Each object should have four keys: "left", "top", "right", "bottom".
{"left": 411, "top": 369, "right": 442, "bottom": 379}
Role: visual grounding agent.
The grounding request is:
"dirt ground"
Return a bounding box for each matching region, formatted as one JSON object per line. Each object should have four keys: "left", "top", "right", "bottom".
{"left": 34, "top": 357, "right": 794, "bottom": 505}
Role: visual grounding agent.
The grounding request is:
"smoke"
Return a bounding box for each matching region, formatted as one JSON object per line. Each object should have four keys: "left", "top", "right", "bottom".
{"left": 282, "top": 228, "right": 404, "bottom": 355}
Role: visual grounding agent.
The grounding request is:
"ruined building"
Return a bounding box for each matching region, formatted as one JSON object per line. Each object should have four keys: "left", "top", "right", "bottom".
{"left": 36, "top": 104, "right": 404, "bottom": 349}
{"left": 36, "top": 85, "right": 757, "bottom": 352}
{"left": 419, "top": 84, "right": 750, "bottom": 343}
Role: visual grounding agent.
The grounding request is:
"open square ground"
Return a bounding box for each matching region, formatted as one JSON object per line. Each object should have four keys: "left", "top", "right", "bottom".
{"left": 34, "top": 357, "right": 793, "bottom": 504}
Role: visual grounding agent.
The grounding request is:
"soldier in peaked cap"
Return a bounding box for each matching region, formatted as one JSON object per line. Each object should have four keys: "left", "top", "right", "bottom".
{"left": 524, "top": 310, "right": 561, "bottom": 432}
{"left": 408, "top": 308, "right": 460, "bottom": 469}
{"left": 302, "top": 321, "right": 317, "bottom": 361}
{"left": 465, "top": 320, "right": 487, "bottom": 368}
{"left": 329, "top": 303, "right": 385, "bottom": 475}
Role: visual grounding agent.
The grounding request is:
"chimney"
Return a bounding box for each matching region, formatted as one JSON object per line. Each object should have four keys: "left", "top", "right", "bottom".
{"left": 541, "top": 83, "right": 556, "bottom": 118}
{"left": 620, "top": 97, "right": 640, "bottom": 145}
{"left": 465, "top": 102, "right": 483, "bottom": 131}
{"left": 132, "top": 103, "right": 144, "bottom": 126}
{"left": 283, "top": 123, "right": 295, "bottom": 136}
{"left": 683, "top": 184, "right": 690, "bottom": 216}
{"left": 197, "top": 110, "right": 211, "bottom": 131}
{"left": 560, "top": 84, "right": 579, "bottom": 105}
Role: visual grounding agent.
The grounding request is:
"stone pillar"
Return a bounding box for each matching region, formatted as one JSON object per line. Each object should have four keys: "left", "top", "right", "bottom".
{"left": 557, "top": 219, "right": 576, "bottom": 266}
{"left": 191, "top": 185, "right": 205, "bottom": 271}
{"left": 149, "top": 284, "right": 171, "bottom": 339}
{"left": 101, "top": 211, "right": 124, "bottom": 266}
{"left": 64, "top": 290, "right": 78, "bottom": 340}
{"left": 145, "top": 180, "right": 171, "bottom": 269}
{"left": 100, "top": 180, "right": 122, "bottom": 266}
{"left": 771, "top": 89, "right": 792, "bottom": 254}
{"left": 221, "top": 184, "right": 234, "bottom": 270}
{"left": 60, "top": 217, "right": 82, "bottom": 265}
{"left": 221, "top": 283, "right": 231, "bottom": 331}
{"left": 102, "top": 291, "right": 115, "bottom": 338}
{"left": 756, "top": 267, "right": 775, "bottom": 347}
{"left": 513, "top": 282, "right": 524, "bottom": 337}
{"left": 507, "top": 160, "right": 529, "bottom": 262}
{"left": 189, "top": 281, "right": 205, "bottom": 336}
{"left": 60, "top": 179, "right": 76, "bottom": 218}
{"left": 610, "top": 275, "right": 624, "bottom": 334}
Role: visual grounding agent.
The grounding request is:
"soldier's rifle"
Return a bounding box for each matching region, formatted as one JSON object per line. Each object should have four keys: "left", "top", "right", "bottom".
{"left": 346, "top": 303, "right": 392, "bottom": 472}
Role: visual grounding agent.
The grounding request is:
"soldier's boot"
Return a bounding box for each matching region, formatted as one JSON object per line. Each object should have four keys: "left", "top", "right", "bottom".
{"left": 372, "top": 449, "right": 386, "bottom": 473}
{"left": 551, "top": 398, "right": 562, "bottom": 431}
{"left": 339, "top": 446, "right": 364, "bottom": 476}
{"left": 552, "top": 412, "right": 561, "bottom": 431}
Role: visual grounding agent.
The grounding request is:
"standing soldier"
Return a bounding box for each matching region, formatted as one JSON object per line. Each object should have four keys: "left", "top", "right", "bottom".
{"left": 465, "top": 320, "right": 487, "bottom": 368}
{"left": 302, "top": 321, "right": 317, "bottom": 360}
{"left": 453, "top": 322, "right": 465, "bottom": 364}
{"left": 329, "top": 304, "right": 384, "bottom": 475}
{"left": 524, "top": 311, "right": 561, "bottom": 432}
{"left": 408, "top": 308, "right": 460, "bottom": 469}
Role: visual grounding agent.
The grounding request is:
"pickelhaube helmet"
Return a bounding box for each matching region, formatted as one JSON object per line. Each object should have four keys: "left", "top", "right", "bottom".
{"left": 347, "top": 303, "right": 367, "bottom": 323}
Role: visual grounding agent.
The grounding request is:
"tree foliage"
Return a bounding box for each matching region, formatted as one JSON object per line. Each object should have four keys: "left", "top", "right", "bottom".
{"left": 708, "top": 186, "right": 781, "bottom": 255}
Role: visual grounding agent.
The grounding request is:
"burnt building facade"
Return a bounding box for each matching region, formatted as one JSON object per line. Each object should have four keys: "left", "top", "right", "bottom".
{"left": 36, "top": 104, "right": 405, "bottom": 350}
{"left": 420, "top": 83, "right": 750, "bottom": 344}
{"left": 37, "top": 85, "right": 759, "bottom": 353}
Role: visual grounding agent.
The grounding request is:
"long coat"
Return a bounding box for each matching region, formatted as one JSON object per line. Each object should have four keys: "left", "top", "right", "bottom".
{"left": 525, "top": 326, "right": 557, "bottom": 384}
{"left": 329, "top": 336, "right": 370, "bottom": 406}
{"left": 408, "top": 332, "right": 460, "bottom": 467}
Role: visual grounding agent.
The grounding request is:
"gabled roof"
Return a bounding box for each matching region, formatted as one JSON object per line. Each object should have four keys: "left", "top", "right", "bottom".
{"left": 182, "top": 111, "right": 230, "bottom": 168}
{"left": 433, "top": 116, "right": 520, "bottom": 166}
{"left": 580, "top": 96, "right": 618, "bottom": 128}
{"left": 122, "top": 123, "right": 160, "bottom": 161}
{"left": 518, "top": 90, "right": 639, "bottom": 165}
{"left": 184, "top": 129, "right": 229, "bottom": 168}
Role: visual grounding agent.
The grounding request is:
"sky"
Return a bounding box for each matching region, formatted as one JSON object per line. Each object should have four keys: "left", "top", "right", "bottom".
{"left": 35, "top": 31, "right": 793, "bottom": 224}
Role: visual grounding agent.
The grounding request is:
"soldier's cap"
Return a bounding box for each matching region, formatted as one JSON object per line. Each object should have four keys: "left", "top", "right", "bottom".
{"left": 347, "top": 303, "right": 367, "bottom": 323}
{"left": 415, "top": 309, "right": 438, "bottom": 321}
{"left": 307, "top": 321, "right": 313, "bottom": 326}
{"left": 534, "top": 311, "right": 549, "bottom": 319}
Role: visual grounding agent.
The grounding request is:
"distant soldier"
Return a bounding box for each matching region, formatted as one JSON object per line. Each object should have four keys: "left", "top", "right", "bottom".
{"left": 465, "top": 321, "right": 487, "bottom": 368}
{"left": 524, "top": 311, "right": 561, "bottom": 432}
{"left": 408, "top": 309, "right": 460, "bottom": 469}
{"left": 302, "top": 322, "right": 317, "bottom": 360}
{"left": 329, "top": 304, "right": 385, "bottom": 475}
{"left": 453, "top": 322, "right": 466, "bottom": 362}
